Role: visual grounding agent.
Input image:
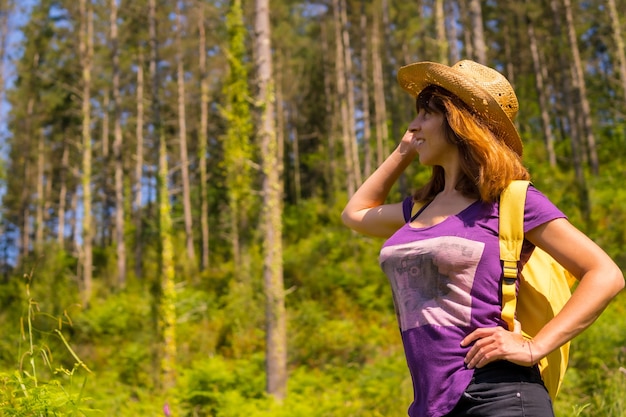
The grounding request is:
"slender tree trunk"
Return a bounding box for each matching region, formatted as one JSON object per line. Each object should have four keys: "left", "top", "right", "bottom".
{"left": 607, "top": 0, "right": 626, "bottom": 104}
{"left": 35, "top": 129, "right": 45, "bottom": 249}
{"left": 43, "top": 163, "right": 52, "bottom": 241}
{"left": 18, "top": 95, "right": 35, "bottom": 262}
{"left": 446, "top": 0, "right": 460, "bottom": 63}
{"left": 291, "top": 114, "right": 302, "bottom": 204}
{"left": 110, "top": 0, "right": 126, "bottom": 287}
{"left": 469, "top": 0, "right": 486, "bottom": 64}
{"left": 134, "top": 47, "right": 145, "bottom": 279}
{"left": 502, "top": 11, "right": 515, "bottom": 86}
{"left": 562, "top": 0, "right": 599, "bottom": 174}
{"left": 20, "top": 176, "right": 30, "bottom": 261}
{"left": 100, "top": 89, "right": 111, "bottom": 247}
{"left": 69, "top": 187, "right": 78, "bottom": 249}
{"left": 101, "top": 90, "right": 110, "bottom": 158}
{"left": 371, "top": 4, "right": 388, "bottom": 167}
{"left": 274, "top": 57, "right": 293, "bottom": 202}
{"left": 359, "top": 5, "right": 372, "bottom": 178}
{"left": 415, "top": 0, "right": 426, "bottom": 59}
{"left": 57, "top": 139, "right": 69, "bottom": 247}
{"left": 150, "top": 0, "right": 177, "bottom": 398}
{"left": 333, "top": 0, "right": 356, "bottom": 196}
{"left": 550, "top": 0, "right": 590, "bottom": 225}
{"left": 458, "top": 0, "right": 473, "bottom": 60}
{"left": 564, "top": 74, "right": 591, "bottom": 226}
{"left": 255, "top": 0, "right": 286, "bottom": 401}
{"left": 435, "top": 0, "right": 448, "bottom": 64}
{"left": 525, "top": 6, "right": 557, "bottom": 166}
{"left": 321, "top": 23, "right": 338, "bottom": 199}
{"left": 197, "top": 2, "right": 210, "bottom": 270}
{"left": 340, "top": 0, "right": 362, "bottom": 187}
{"left": 176, "top": 0, "right": 196, "bottom": 265}
{"left": 79, "top": 0, "right": 94, "bottom": 307}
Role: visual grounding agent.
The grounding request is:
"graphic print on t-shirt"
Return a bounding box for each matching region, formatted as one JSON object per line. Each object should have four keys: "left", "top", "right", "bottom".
{"left": 380, "top": 236, "right": 484, "bottom": 331}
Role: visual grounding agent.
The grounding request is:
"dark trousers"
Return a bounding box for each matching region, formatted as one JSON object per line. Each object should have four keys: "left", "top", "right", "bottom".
{"left": 444, "top": 361, "right": 555, "bottom": 417}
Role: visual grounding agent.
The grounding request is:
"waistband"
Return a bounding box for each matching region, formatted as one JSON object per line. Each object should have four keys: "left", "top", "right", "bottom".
{"left": 471, "top": 360, "right": 544, "bottom": 385}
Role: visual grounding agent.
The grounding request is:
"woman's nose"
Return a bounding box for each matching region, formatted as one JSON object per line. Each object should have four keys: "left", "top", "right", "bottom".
{"left": 408, "top": 116, "right": 420, "bottom": 132}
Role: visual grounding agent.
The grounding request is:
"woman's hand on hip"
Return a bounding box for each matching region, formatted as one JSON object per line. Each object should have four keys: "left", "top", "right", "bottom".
{"left": 461, "top": 326, "right": 535, "bottom": 368}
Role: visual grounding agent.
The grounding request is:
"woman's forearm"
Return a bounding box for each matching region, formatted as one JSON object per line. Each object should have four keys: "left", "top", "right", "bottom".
{"left": 341, "top": 133, "right": 418, "bottom": 237}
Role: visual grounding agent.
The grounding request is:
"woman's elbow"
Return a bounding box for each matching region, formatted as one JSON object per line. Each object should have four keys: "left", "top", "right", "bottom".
{"left": 341, "top": 208, "right": 360, "bottom": 231}
{"left": 599, "top": 263, "right": 626, "bottom": 297}
{"left": 611, "top": 266, "right": 625, "bottom": 294}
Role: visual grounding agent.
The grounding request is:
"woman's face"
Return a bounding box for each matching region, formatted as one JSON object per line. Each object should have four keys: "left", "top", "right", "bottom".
{"left": 408, "top": 108, "right": 459, "bottom": 167}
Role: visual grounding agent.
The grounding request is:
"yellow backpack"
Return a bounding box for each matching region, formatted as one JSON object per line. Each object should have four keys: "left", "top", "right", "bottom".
{"left": 499, "top": 180, "right": 577, "bottom": 400}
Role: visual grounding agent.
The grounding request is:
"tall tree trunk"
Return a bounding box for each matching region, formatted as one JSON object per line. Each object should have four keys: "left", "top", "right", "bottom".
{"left": 340, "top": 0, "right": 362, "bottom": 187}
{"left": 333, "top": 0, "right": 356, "bottom": 196}
{"left": 607, "top": 0, "right": 626, "bottom": 105}
{"left": 415, "top": 0, "right": 426, "bottom": 59}
{"left": 458, "top": 0, "right": 474, "bottom": 60}
{"left": 19, "top": 96, "right": 35, "bottom": 262}
{"left": 371, "top": 3, "right": 388, "bottom": 167}
{"left": 35, "top": 129, "right": 45, "bottom": 250}
{"left": 69, "top": 186, "right": 78, "bottom": 249}
{"left": 435, "top": 0, "right": 448, "bottom": 64}
{"left": 197, "top": 2, "right": 210, "bottom": 270}
{"left": 274, "top": 56, "right": 293, "bottom": 202}
{"left": 322, "top": 23, "right": 338, "bottom": 199}
{"left": 469, "top": 0, "right": 486, "bottom": 64}
{"left": 564, "top": 74, "right": 591, "bottom": 226}
{"left": 100, "top": 89, "right": 111, "bottom": 247}
{"left": 176, "top": 0, "right": 195, "bottom": 265}
{"left": 525, "top": 6, "right": 557, "bottom": 166}
{"left": 290, "top": 110, "right": 301, "bottom": 204}
{"left": 562, "top": 0, "right": 599, "bottom": 175}
{"left": 150, "top": 0, "right": 177, "bottom": 398}
{"left": 359, "top": 5, "right": 372, "bottom": 178}
{"left": 446, "top": 0, "right": 460, "bottom": 63}
{"left": 502, "top": 14, "right": 515, "bottom": 86}
{"left": 57, "top": 139, "right": 69, "bottom": 247}
{"left": 43, "top": 163, "right": 52, "bottom": 242}
{"left": 550, "top": 0, "right": 590, "bottom": 225}
{"left": 111, "top": 0, "right": 126, "bottom": 288}
{"left": 79, "top": 0, "right": 93, "bottom": 307}
{"left": 134, "top": 47, "right": 145, "bottom": 279}
{"left": 254, "top": 0, "right": 287, "bottom": 401}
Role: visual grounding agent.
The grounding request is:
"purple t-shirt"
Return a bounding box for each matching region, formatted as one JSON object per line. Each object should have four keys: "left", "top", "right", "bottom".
{"left": 379, "top": 185, "right": 565, "bottom": 417}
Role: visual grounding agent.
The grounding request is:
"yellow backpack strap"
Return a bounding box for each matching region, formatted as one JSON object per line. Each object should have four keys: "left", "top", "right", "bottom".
{"left": 409, "top": 200, "right": 427, "bottom": 222}
{"left": 498, "top": 180, "right": 531, "bottom": 331}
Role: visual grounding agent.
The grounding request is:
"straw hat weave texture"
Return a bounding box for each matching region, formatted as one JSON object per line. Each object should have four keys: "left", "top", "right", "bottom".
{"left": 397, "top": 60, "right": 523, "bottom": 156}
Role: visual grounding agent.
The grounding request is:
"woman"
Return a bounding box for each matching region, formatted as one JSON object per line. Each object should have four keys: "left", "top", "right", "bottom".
{"left": 341, "top": 60, "right": 624, "bottom": 417}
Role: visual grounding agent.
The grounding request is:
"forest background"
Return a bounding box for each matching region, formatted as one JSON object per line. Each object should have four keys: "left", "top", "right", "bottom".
{"left": 0, "top": 0, "right": 625, "bottom": 416}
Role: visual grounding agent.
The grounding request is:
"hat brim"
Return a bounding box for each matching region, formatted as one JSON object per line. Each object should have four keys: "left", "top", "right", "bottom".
{"left": 397, "top": 61, "right": 523, "bottom": 156}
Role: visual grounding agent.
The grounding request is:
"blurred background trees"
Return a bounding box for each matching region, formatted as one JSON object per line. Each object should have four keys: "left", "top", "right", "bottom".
{"left": 0, "top": 0, "right": 625, "bottom": 415}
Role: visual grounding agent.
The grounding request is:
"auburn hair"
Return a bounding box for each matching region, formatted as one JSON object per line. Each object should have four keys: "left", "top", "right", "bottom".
{"left": 412, "top": 85, "right": 530, "bottom": 203}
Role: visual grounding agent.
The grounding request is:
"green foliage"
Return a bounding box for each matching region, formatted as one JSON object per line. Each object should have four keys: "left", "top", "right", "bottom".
{"left": 14, "top": 249, "right": 80, "bottom": 317}
{"left": 0, "top": 274, "right": 93, "bottom": 416}
{"left": 554, "top": 292, "right": 626, "bottom": 416}
{"left": 178, "top": 354, "right": 266, "bottom": 416}
{"left": 0, "top": 372, "right": 91, "bottom": 417}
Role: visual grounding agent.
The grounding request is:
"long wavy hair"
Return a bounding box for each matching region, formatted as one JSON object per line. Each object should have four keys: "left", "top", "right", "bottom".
{"left": 412, "top": 85, "right": 530, "bottom": 203}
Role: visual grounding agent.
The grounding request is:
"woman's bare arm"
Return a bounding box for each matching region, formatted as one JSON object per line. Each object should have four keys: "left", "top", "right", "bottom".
{"left": 341, "top": 131, "right": 418, "bottom": 238}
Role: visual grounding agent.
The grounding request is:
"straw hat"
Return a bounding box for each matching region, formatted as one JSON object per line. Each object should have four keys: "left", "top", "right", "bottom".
{"left": 397, "top": 60, "right": 523, "bottom": 156}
